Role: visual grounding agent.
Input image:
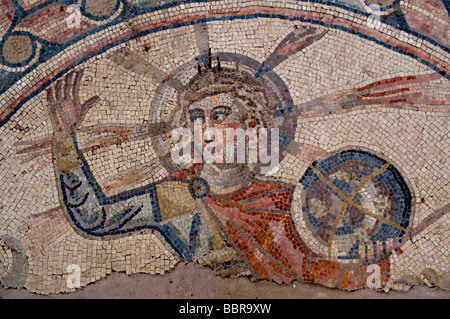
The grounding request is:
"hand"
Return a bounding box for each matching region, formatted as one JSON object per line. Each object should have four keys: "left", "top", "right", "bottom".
{"left": 47, "top": 69, "right": 100, "bottom": 136}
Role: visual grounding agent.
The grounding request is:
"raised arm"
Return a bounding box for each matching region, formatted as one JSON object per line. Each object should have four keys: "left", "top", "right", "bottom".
{"left": 47, "top": 70, "right": 99, "bottom": 173}
{"left": 46, "top": 71, "right": 149, "bottom": 236}
{"left": 44, "top": 71, "right": 201, "bottom": 261}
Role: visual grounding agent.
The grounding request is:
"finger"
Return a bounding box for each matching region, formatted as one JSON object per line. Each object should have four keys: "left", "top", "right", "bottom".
{"left": 64, "top": 71, "right": 74, "bottom": 100}
{"left": 55, "top": 79, "right": 63, "bottom": 101}
{"left": 77, "top": 96, "right": 100, "bottom": 125}
{"left": 73, "top": 69, "right": 84, "bottom": 107}
{"left": 46, "top": 87, "right": 54, "bottom": 104}
{"left": 80, "top": 95, "right": 100, "bottom": 110}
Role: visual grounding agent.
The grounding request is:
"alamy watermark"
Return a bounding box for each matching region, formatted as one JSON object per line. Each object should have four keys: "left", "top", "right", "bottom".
{"left": 170, "top": 119, "right": 280, "bottom": 175}
{"left": 66, "top": 264, "right": 81, "bottom": 289}
{"left": 65, "top": 4, "right": 82, "bottom": 29}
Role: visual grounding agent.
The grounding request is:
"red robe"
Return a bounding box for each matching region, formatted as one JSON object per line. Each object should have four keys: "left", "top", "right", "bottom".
{"left": 169, "top": 165, "right": 390, "bottom": 290}
{"left": 203, "top": 179, "right": 390, "bottom": 290}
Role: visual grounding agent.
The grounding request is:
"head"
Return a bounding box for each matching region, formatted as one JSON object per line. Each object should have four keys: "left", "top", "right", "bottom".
{"left": 154, "top": 53, "right": 295, "bottom": 176}
{"left": 171, "top": 67, "right": 277, "bottom": 172}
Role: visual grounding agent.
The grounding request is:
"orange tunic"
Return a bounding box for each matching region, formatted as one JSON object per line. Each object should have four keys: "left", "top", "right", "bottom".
{"left": 203, "top": 179, "right": 390, "bottom": 290}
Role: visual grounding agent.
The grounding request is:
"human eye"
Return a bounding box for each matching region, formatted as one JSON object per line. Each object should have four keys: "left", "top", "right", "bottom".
{"left": 211, "top": 106, "right": 231, "bottom": 122}
{"left": 188, "top": 108, "right": 205, "bottom": 122}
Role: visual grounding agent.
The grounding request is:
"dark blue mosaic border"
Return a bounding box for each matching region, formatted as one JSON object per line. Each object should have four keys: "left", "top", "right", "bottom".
{"left": 0, "top": 0, "right": 218, "bottom": 92}
{"left": 80, "top": 0, "right": 122, "bottom": 21}
{"left": 1, "top": 0, "right": 448, "bottom": 81}
{"left": 443, "top": 0, "right": 450, "bottom": 17}
{"left": 363, "top": 0, "right": 400, "bottom": 13}
{"left": 0, "top": 2, "right": 449, "bottom": 129}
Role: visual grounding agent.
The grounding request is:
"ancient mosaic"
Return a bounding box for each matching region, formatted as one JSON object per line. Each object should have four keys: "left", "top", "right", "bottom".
{"left": 0, "top": 0, "right": 449, "bottom": 294}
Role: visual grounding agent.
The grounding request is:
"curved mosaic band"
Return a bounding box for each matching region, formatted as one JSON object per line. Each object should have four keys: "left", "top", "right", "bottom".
{"left": 0, "top": 1, "right": 449, "bottom": 128}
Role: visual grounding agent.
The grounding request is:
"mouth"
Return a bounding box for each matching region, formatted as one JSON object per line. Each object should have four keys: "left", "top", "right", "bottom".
{"left": 203, "top": 139, "right": 222, "bottom": 156}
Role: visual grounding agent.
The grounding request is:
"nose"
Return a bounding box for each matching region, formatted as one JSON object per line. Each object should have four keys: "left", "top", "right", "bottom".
{"left": 203, "top": 110, "right": 212, "bottom": 129}
{"left": 202, "top": 111, "right": 217, "bottom": 144}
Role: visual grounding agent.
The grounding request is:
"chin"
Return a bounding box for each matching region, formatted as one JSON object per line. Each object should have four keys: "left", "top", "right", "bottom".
{"left": 211, "top": 162, "right": 249, "bottom": 171}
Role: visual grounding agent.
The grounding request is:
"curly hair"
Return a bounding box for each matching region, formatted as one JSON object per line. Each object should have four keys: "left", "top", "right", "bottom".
{"left": 171, "top": 64, "right": 280, "bottom": 131}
